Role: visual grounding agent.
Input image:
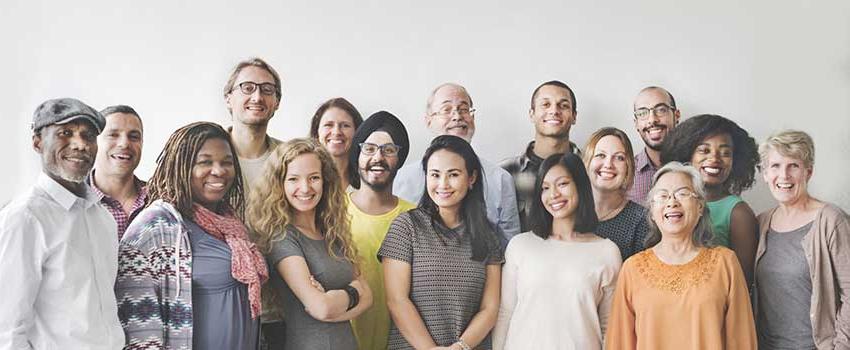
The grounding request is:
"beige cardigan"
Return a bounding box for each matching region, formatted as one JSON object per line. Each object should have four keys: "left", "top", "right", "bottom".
{"left": 754, "top": 203, "right": 850, "bottom": 350}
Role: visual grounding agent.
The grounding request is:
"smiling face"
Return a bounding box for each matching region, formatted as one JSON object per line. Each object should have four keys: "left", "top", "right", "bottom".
{"left": 540, "top": 164, "right": 579, "bottom": 221}
{"left": 426, "top": 149, "right": 476, "bottom": 214}
{"left": 633, "top": 88, "right": 680, "bottom": 150}
{"left": 691, "top": 133, "right": 734, "bottom": 188}
{"left": 34, "top": 119, "right": 98, "bottom": 190}
{"left": 530, "top": 84, "right": 575, "bottom": 139}
{"left": 357, "top": 131, "right": 399, "bottom": 191}
{"left": 649, "top": 172, "right": 703, "bottom": 237}
{"left": 317, "top": 107, "right": 356, "bottom": 158}
{"left": 225, "top": 66, "right": 280, "bottom": 127}
{"left": 588, "top": 135, "right": 630, "bottom": 192}
{"left": 190, "top": 138, "right": 236, "bottom": 210}
{"left": 95, "top": 112, "right": 143, "bottom": 177}
{"left": 425, "top": 85, "right": 475, "bottom": 142}
{"left": 284, "top": 153, "right": 324, "bottom": 215}
{"left": 762, "top": 148, "right": 812, "bottom": 205}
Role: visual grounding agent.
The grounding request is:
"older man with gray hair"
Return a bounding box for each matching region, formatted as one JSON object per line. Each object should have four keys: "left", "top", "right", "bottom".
{"left": 393, "top": 83, "right": 521, "bottom": 245}
{"left": 0, "top": 98, "right": 124, "bottom": 349}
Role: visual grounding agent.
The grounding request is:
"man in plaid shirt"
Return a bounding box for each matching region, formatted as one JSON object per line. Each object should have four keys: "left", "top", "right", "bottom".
{"left": 626, "top": 86, "right": 681, "bottom": 206}
{"left": 89, "top": 105, "right": 147, "bottom": 239}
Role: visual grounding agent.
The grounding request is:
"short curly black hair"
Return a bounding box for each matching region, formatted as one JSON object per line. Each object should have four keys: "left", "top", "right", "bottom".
{"left": 660, "top": 114, "right": 759, "bottom": 195}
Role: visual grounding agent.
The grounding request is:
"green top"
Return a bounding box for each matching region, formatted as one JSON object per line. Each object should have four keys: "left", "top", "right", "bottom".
{"left": 707, "top": 195, "right": 743, "bottom": 247}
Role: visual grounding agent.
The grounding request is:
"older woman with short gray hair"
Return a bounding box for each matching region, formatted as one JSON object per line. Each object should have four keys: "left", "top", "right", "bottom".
{"left": 606, "top": 162, "right": 756, "bottom": 349}
{"left": 753, "top": 130, "right": 850, "bottom": 349}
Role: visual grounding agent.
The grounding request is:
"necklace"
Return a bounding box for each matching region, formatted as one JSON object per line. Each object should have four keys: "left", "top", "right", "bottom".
{"left": 598, "top": 199, "right": 627, "bottom": 221}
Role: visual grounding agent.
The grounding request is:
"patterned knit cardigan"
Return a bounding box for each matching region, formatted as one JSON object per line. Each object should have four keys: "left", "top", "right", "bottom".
{"left": 115, "top": 200, "right": 194, "bottom": 350}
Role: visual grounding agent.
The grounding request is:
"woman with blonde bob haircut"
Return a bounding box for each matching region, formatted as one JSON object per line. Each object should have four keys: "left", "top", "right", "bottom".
{"left": 246, "top": 138, "right": 372, "bottom": 350}
{"left": 582, "top": 127, "right": 648, "bottom": 260}
{"left": 606, "top": 162, "right": 756, "bottom": 350}
{"left": 753, "top": 130, "right": 850, "bottom": 349}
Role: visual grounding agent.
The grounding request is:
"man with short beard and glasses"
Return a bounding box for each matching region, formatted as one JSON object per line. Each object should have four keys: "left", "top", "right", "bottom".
{"left": 345, "top": 111, "right": 416, "bottom": 350}
{"left": 0, "top": 98, "right": 125, "bottom": 349}
{"left": 393, "top": 82, "right": 520, "bottom": 246}
{"left": 500, "top": 80, "right": 582, "bottom": 233}
{"left": 627, "top": 86, "right": 681, "bottom": 205}
{"left": 89, "top": 105, "right": 147, "bottom": 239}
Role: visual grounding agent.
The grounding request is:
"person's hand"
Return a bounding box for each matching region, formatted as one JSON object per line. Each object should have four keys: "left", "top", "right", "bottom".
{"left": 309, "top": 275, "right": 325, "bottom": 292}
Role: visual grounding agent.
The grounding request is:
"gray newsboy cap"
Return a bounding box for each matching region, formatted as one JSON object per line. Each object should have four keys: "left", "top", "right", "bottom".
{"left": 31, "top": 98, "right": 105, "bottom": 134}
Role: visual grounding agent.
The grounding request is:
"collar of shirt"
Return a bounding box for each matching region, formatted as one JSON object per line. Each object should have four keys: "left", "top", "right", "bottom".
{"left": 520, "top": 140, "right": 580, "bottom": 172}
{"left": 635, "top": 148, "right": 656, "bottom": 172}
{"left": 88, "top": 172, "right": 148, "bottom": 206}
{"left": 38, "top": 172, "right": 101, "bottom": 211}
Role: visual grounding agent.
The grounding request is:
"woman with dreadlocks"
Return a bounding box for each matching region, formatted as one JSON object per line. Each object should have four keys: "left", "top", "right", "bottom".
{"left": 115, "top": 122, "right": 268, "bottom": 350}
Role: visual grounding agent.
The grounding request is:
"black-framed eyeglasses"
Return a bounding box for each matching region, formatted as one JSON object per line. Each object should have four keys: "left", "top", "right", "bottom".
{"left": 634, "top": 103, "right": 674, "bottom": 120}
{"left": 233, "top": 81, "right": 277, "bottom": 96}
{"left": 359, "top": 142, "right": 402, "bottom": 157}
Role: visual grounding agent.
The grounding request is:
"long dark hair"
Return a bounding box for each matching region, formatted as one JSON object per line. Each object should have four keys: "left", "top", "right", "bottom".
{"left": 417, "top": 135, "right": 499, "bottom": 262}
{"left": 529, "top": 153, "right": 598, "bottom": 239}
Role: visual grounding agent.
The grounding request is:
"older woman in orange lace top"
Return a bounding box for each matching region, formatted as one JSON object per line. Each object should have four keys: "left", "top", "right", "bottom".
{"left": 605, "top": 162, "right": 756, "bottom": 350}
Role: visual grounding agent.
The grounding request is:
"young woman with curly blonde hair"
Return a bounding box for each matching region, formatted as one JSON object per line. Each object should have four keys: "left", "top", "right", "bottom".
{"left": 246, "top": 137, "right": 371, "bottom": 350}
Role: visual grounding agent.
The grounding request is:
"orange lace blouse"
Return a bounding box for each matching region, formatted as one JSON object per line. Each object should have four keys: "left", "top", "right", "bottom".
{"left": 605, "top": 246, "right": 757, "bottom": 349}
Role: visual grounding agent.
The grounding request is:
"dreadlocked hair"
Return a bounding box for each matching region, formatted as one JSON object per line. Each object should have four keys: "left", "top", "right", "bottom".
{"left": 246, "top": 137, "right": 360, "bottom": 275}
{"left": 661, "top": 114, "right": 760, "bottom": 195}
{"left": 146, "top": 121, "right": 245, "bottom": 218}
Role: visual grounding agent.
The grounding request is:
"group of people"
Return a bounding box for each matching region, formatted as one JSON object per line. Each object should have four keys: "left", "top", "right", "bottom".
{"left": 1, "top": 56, "right": 847, "bottom": 350}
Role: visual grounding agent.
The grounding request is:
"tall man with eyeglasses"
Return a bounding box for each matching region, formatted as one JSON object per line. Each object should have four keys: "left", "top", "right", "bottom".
{"left": 393, "top": 82, "right": 521, "bottom": 245}
{"left": 627, "top": 86, "right": 681, "bottom": 205}
{"left": 223, "top": 57, "right": 283, "bottom": 193}
{"left": 222, "top": 57, "right": 285, "bottom": 349}
{"left": 346, "top": 111, "right": 416, "bottom": 350}
{"left": 500, "top": 80, "right": 581, "bottom": 233}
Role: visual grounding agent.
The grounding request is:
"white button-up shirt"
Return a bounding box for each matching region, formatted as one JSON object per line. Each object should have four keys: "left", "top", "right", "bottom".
{"left": 0, "top": 173, "right": 124, "bottom": 349}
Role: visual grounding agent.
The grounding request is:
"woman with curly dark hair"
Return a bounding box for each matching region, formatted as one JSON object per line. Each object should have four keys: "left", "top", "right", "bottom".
{"left": 661, "top": 114, "right": 759, "bottom": 285}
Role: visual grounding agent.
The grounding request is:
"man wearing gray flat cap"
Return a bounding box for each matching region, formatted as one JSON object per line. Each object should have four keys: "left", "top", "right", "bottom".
{"left": 0, "top": 98, "right": 125, "bottom": 349}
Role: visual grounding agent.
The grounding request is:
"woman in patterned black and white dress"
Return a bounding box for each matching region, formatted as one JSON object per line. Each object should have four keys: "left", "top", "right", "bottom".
{"left": 380, "top": 135, "right": 503, "bottom": 350}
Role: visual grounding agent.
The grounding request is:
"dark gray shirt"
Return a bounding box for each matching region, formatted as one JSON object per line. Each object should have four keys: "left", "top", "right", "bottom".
{"left": 187, "top": 220, "right": 259, "bottom": 350}
{"left": 756, "top": 221, "right": 816, "bottom": 350}
{"left": 267, "top": 225, "right": 357, "bottom": 350}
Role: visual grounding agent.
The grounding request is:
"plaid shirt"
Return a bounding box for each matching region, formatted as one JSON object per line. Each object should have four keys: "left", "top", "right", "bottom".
{"left": 626, "top": 148, "right": 658, "bottom": 207}
{"left": 499, "top": 140, "right": 580, "bottom": 233}
{"left": 89, "top": 175, "right": 148, "bottom": 239}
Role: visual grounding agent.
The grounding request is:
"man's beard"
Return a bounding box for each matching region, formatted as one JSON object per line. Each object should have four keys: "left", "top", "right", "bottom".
{"left": 44, "top": 156, "right": 90, "bottom": 184}
{"left": 359, "top": 161, "right": 397, "bottom": 191}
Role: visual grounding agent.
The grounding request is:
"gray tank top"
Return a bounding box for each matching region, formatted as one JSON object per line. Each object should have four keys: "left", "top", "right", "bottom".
{"left": 756, "top": 221, "right": 815, "bottom": 350}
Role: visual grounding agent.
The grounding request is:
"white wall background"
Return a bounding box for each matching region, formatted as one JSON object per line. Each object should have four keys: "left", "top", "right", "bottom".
{"left": 2, "top": 0, "right": 849, "bottom": 213}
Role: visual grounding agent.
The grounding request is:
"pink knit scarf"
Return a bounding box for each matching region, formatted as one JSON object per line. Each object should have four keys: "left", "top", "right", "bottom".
{"left": 193, "top": 204, "right": 268, "bottom": 319}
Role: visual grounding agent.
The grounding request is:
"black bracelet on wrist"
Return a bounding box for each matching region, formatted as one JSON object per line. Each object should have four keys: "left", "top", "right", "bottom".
{"left": 343, "top": 285, "right": 359, "bottom": 311}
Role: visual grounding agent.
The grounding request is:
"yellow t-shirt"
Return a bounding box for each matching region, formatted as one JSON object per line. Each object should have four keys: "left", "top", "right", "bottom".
{"left": 346, "top": 193, "right": 416, "bottom": 350}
